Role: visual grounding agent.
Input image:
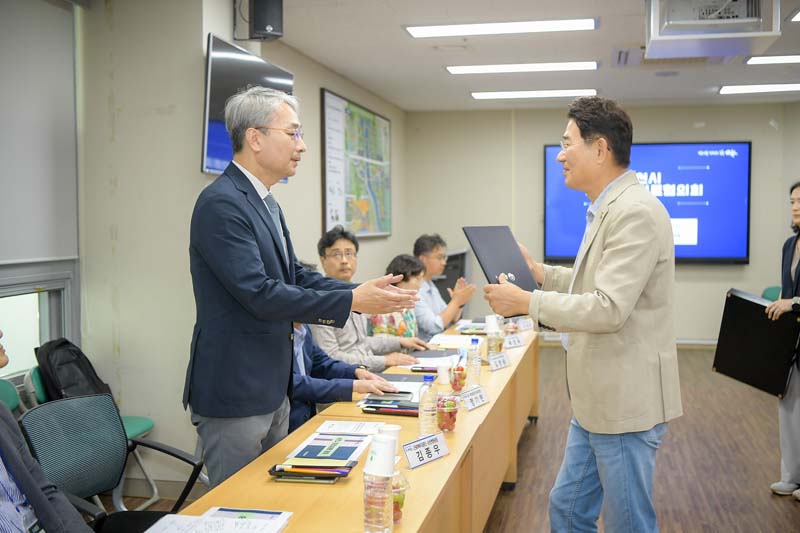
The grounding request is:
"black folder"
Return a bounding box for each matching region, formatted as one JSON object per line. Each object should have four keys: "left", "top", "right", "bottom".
{"left": 713, "top": 288, "right": 798, "bottom": 398}
{"left": 462, "top": 226, "right": 539, "bottom": 291}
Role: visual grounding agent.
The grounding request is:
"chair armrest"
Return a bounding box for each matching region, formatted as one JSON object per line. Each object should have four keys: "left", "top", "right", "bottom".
{"left": 130, "top": 437, "right": 204, "bottom": 513}
{"left": 64, "top": 491, "right": 106, "bottom": 530}
{"left": 131, "top": 437, "right": 202, "bottom": 468}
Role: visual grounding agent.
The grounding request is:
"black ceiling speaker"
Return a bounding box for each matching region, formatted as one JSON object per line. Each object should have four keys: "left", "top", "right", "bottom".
{"left": 250, "top": 0, "right": 283, "bottom": 41}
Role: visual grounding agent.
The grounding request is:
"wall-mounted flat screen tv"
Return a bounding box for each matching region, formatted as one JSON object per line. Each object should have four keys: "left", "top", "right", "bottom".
{"left": 202, "top": 34, "right": 294, "bottom": 174}
{"left": 544, "top": 142, "right": 751, "bottom": 264}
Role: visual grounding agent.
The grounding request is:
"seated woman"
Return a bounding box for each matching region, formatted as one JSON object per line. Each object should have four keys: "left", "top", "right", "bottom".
{"left": 368, "top": 254, "right": 425, "bottom": 339}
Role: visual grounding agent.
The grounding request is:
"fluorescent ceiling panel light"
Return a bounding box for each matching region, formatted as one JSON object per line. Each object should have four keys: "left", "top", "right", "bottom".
{"left": 719, "top": 83, "right": 800, "bottom": 95}
{"left": 448, "top": 61, "right": 598, "bottom": 74}
{"left": 746, "top": 55, "right": 800, "bottom": 65}
{"left": 471, "top": 89, "right": 597, "bottom": 100}
{"left": 792, "top": 11, "right": 800, "bottom": 22}
{"left": 406, "top": 19, "right": 596, "bottom": 38}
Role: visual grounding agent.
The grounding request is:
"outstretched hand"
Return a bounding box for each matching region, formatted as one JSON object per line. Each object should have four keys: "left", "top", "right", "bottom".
{"left": 352, "top": 274, "right": 419, "bottom": 314}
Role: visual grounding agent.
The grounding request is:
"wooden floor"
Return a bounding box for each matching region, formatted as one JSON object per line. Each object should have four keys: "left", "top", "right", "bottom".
{"left": 485, "top": 345, "right": 800, "bottom": 532}
{"left": 107, "top": 345, "right": 800, "bottom": 532}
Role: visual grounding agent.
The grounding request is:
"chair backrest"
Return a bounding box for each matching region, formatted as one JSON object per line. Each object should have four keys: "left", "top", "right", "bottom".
{"left": 24, "top": 367, "right": 47, "bottom": 405}
{"left": 0, "top": 379, "right": 20, "bottom": 412}
{"left": 19, "top": 394, "right": 129, "bottom": 499}
{"left": 762, "top": 286, "right": 781, "bottom": 302}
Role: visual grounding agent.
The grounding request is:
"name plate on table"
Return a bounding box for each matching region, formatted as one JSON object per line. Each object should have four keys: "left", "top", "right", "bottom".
{"left": 489, "top": 352, "right": 510, "bottom": 371}
{"left": 461, "top": 386, "right": 489, "bottom": 410}
{"left": 402, "top": 433, "right": 449, "bottom": 469}
{"left": 504, "top": 334, "right": 524, "bottom": 349}
{"left": 516, "top": 318, "right": 534, "bottom": 331}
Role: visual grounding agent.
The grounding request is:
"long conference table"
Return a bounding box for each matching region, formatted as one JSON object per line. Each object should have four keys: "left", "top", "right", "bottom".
{"left": 181, "top": 331, "right": 539, "bottom": 532}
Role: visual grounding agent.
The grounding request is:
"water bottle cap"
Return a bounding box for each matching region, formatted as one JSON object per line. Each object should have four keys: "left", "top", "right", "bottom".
{"left": 423, "top": 374, "right": 435, "bottom": 382}
{"left": 471, "top": 337, "right": 479, "bottom": 344}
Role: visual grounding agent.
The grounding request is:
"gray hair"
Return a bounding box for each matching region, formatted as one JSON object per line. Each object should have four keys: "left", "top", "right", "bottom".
{"left": 225, "top": 86, "right": 299, "bottom": 153}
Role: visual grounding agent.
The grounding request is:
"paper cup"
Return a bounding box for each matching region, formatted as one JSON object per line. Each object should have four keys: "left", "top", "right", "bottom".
{"left": 379, "top": 424, "right": 402, "bottom": 455}
{"left": 485, "top": 314, "right": 499, "bottom": 332}
{"left": 364, "top": 434, "right": 397, "bottom": 477}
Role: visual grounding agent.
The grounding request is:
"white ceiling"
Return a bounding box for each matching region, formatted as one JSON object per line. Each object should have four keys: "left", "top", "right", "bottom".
{"left": 282, "top": 0, "right": 800, "bottom": 111}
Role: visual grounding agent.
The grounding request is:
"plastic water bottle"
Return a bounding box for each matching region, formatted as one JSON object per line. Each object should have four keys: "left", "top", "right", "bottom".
{"left": 466, "top": 337, "right": 481, "bottom": 389}
{"left": 418, "top": 374, "right": 437, "bottom": 437}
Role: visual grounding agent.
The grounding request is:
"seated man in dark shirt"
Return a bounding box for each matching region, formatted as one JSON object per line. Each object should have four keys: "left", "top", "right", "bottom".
{"left": 0, "top": 328, "right": 92, "bottom": 532}
{"left": 289, "top": 323, "right": 397, "bottom": 432}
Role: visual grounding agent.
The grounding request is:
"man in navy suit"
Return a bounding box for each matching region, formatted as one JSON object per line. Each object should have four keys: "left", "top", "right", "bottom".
{"left": 289, "top": 323, "right": 397, "bottom": 432}
{"left": 184, "top": 86, "right": 416, "bottom": 487}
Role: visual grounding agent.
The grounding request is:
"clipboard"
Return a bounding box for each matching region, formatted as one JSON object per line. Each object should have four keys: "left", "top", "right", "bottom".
{"left": 712, "top": 288, "right": 799, "bottom": 398}
{"left": 462, "top": 226, "right": 539, "bottom": 292}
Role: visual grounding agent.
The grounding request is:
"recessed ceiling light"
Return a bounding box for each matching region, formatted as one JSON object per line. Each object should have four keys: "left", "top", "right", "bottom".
{"left": 471, "top": 89, "right": 597, "bottom": 100}
{"left": 406, "top": 19, "right": 596, "bottom": 38}
{"left": 447, "top": 61, "right": 597, "bottom": 74}
{"left": 746, "top": 55, "right": 800, "bottom": 65}
{"left": 792, "top": 11, "right": 800, "bottom": 22}
{"left": 719, "top": 83, "right": 800, "bottom": 95}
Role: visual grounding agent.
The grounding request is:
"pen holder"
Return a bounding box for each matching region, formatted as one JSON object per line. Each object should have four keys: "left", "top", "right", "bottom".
{"left": 436, "top": 393, "right": 459, "bottom": 432}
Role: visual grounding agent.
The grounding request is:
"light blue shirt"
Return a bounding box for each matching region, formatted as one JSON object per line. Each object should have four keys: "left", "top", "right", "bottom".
{"left": 415, "top": 278, "right": 447, "bottom": 341}
{"left": 0, "top": 455, "right": 30, "bottom": 532}
{"left": 293, "top": 325, "right": 307, "bottom": 376}
{"left": 562, "top": 171, "right": 628, "bottom": 352}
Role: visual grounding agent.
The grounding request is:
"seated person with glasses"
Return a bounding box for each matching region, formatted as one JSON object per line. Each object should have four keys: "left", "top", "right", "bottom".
{"left": 290, "top": 316, "right": 398, "bottom": 432}
{"left": 368, "top": 254, "right": 425, "bottom": 339}
{"left": 0, "top": 329, "right": 92, "bottom": 532}
{"left": 309, "top": 226, "right": 428, "bottom": 372}
{"left": 413, "top": 234, "right": 476, "bottom": 341}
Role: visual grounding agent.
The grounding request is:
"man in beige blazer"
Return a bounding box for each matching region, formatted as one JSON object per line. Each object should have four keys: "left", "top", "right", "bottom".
{"left": 485, "top": 96, "right": 682, "bottom": 533}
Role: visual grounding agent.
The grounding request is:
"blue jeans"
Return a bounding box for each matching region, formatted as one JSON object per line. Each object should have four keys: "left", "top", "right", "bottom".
{"left": 549, "top": 417, "right": 667, "bottom": 533}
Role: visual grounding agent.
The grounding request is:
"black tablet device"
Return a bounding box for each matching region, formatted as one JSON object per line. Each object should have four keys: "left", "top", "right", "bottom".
{"left": 463, "top": 226, "right": 539, "bottom": 291}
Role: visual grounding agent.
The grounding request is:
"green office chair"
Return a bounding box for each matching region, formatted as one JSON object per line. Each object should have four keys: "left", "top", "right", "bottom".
{"left": 19, "top": 394, "right": 202, "bottom": 533}
{"left": 24, "top": 366, "right": 159, "bottom": 512}
{"left": 0, "top": 378, "right": 23, "bottom": 414}
{"left": 762, "top": 286, "right": 781, "bottom": 302}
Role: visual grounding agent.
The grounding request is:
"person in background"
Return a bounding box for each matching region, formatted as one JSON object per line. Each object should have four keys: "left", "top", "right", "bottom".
{"left": 764, "top": 181, "right": 800, "bottom": 502}
{"left": 184, "top": 87, "right": 417, "bottom": 487}
{"left": 310, "top": 225, "right": 427, "bottom": 372}
{"left": 413, "top": 234, "right": 476, "bottom": 341}
{"left": 289, "top": 321, "right": 398, "bottom": 432}
{"left": 368, "top": 254, "right": 425, "bottom": 338}
{"left": 484, "top": 96, "right": 682, "bottom": 532}
{"left": 0, "top": 329, "right": 93, "bottom": 532}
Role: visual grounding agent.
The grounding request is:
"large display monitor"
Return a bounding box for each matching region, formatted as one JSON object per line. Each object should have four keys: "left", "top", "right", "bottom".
{"left": 544, "top": 142, "right": 751, "bottom": 264}
{"left": 202, "top": 34, "right": 294, "bottom": 174}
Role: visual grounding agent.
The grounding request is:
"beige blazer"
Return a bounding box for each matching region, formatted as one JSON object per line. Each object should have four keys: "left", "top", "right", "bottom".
{"left": 529, "top": 171, "right": 683, "bottom": 434}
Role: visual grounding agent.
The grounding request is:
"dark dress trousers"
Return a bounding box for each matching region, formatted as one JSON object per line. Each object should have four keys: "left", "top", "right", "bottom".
{"left": 290, "top": 325, "right": 358, "bottom": 431}
{"left": 184, "top": 163, "right": 354, "bottom": 418}
{"left": 0, "top": 403, "right": 92, "bottom": 532}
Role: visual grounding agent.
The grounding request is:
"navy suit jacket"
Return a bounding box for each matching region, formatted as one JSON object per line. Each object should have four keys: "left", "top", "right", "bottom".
{"left": 0, "top": 404, "right": 91, "bottom": 532}
{"left": 781, "top": 234, "right": 800, "bottom": 299}
{"left": 184, "top": 163, "right": 354, "bottom": 417}
{"left": 290, "top": 325, "right": 357, "bottom": 432}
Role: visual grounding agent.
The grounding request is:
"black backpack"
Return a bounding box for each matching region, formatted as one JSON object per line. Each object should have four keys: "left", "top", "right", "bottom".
{"left": 34, "top": 338, "right": 112, "bottom": 400}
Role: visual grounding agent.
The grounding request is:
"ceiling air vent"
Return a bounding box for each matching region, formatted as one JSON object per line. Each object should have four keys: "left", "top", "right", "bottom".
{"left": 645, "top": 0, "right": 780, "bottom": 59}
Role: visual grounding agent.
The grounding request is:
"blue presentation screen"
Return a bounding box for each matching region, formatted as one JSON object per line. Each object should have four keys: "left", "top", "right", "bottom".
{"left": 544, "top": 142, "right": 751, "bottom": 264}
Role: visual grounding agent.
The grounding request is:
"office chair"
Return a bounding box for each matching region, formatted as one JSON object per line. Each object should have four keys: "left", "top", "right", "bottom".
{"left": 24, "top": 366, "right": 161, "bottom": 511}
{"left": 762, "top": 286, "right": 781, "bottom": 302}
{"left": 0, "top": 378, "right": 24, "bottom": 414}
{"left": 19, "top": 394, "right": 203, "bottom": 533}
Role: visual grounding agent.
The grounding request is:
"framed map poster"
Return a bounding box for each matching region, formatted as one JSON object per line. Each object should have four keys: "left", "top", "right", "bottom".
{"left": 321, "top": 89, "right": 391, "bottom": 237}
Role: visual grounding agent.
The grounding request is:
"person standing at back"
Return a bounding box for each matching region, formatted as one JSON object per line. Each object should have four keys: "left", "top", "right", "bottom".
{"left": 184, "top": 87, "right": 417, "bottom": 487}
{"left": 484, "top": 96, "right": 682, "bottom": 532}
{"left": 764, "top": 181, "right": 800, "bottom": 502}
{"left": 413, "top": 234, "right": 475, "bottom": 341}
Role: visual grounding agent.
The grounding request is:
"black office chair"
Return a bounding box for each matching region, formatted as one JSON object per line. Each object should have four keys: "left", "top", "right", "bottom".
{"left": 19, "top": 394, "right": 203, "bottom": 532}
